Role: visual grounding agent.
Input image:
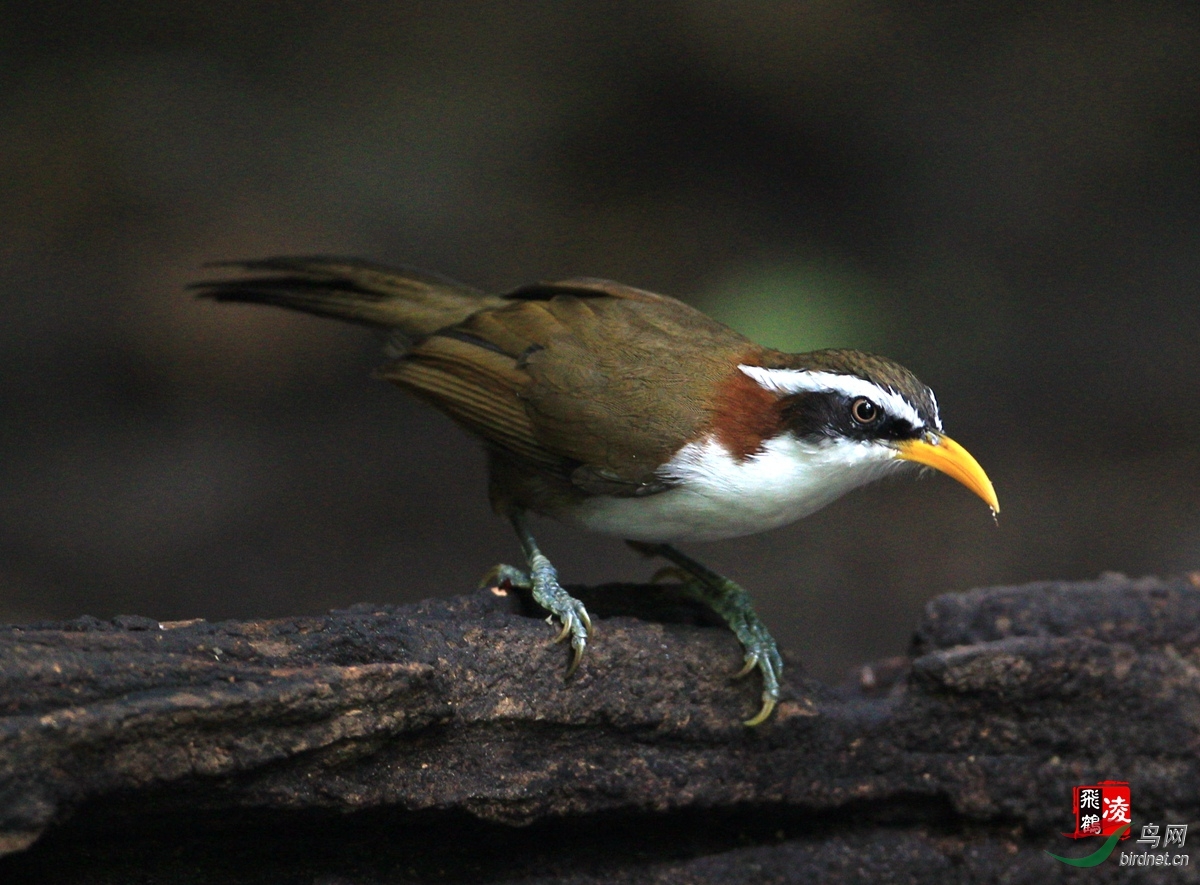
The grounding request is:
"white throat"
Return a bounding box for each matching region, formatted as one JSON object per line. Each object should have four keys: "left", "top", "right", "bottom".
{"left": 569, "top": 433, "right": 907, "bottom": 543}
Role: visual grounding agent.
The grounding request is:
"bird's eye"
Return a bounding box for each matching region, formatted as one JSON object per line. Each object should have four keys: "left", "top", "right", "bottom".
{"left": 850, "top": 398, "right": 880, "bottom": 425}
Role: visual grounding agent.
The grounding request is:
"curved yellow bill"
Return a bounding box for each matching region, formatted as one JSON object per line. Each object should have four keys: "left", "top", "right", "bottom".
{"left": 896, "top": 433, "right": 999, "bottom": 516}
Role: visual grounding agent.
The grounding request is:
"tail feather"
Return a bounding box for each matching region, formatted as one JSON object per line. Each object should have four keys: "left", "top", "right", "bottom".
{"left": 191, "top": 256, "right": 505, "bottom": 340}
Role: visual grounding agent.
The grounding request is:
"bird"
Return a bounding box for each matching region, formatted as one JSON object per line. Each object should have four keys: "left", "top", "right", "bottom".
{"left": 193, "top": 257, "right": 998, "bottom": 725}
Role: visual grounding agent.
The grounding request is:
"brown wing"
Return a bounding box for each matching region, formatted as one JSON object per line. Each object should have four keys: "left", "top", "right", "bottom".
{"left": 375, "top": 278, "right": 756, "bottom": 493}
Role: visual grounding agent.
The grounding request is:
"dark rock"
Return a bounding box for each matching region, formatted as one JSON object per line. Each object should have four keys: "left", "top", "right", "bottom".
{"left": 0, "top": 575, "right": 1198, "bottom": 883}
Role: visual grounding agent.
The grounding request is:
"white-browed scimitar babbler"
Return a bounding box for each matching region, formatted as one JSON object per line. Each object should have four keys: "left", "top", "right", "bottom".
{"left": 195, "top": 258, "right": 998, "bottom": 725}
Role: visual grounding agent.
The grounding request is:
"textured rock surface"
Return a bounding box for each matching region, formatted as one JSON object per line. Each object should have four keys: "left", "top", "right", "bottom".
{"left": 1, "top": 574, "right": 1198, "bottom": 883}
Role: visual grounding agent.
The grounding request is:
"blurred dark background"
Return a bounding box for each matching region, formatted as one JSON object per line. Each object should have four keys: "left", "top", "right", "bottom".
{"left": 1, "top": 2, "right": 1197, "bottom": 681}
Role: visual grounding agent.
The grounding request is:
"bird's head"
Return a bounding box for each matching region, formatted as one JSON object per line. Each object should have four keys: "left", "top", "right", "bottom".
{"left": 738, "top": 349, "right": 999, "bottom": 517}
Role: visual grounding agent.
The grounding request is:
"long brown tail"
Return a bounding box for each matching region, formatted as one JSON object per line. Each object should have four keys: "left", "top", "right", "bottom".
{"left": 191, "top": 256, "right": 505, "bottom": 341}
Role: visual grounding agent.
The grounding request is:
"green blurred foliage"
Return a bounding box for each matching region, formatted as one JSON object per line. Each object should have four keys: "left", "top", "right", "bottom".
{"left": 697, "top": 262, "right": 888, "bottom": 354}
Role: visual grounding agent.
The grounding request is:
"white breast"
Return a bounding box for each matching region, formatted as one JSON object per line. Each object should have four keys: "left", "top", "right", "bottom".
{"left": 568, "top": 433, "right": 907, "bottom": 543}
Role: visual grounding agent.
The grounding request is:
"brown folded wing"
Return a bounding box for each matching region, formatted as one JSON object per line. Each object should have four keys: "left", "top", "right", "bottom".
{"left": 375, "top": 278, "right": 756, "bottom": 495}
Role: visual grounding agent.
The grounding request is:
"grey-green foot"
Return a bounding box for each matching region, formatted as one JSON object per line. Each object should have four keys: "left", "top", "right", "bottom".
{"left": 630, "top": 541, "right": 782, "bottom": 726}
{"left": 499, "top": 513, "right": 594, "bottom": 678}
{"left": 527, "top": 550, "right": 591, "bottom": 676}
{"left": 483, "top": 558, "right": 591, "bottom": 676}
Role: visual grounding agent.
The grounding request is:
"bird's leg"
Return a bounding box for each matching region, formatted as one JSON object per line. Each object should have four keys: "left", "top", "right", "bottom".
{"left": 481, "top": 513, "right": 592, "bottom": 677}
{"left": 628, "top": 541, "right": 782, "bottom": 726}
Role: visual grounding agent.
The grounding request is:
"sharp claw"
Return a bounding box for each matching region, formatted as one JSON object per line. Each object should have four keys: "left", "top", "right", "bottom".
{"left": 743, "top": 695, "right": 777, "bottom": 728}
{"left": 565, "top": 640, "right": 585, "bottom": 678}
{"left": 553, "top": 618, "right": 573, "bottom": 644}
{"left": 580, "top": 608, "right": 593, "bottom": 633}
{"left": 733, "top": 655, "right": 758, "bottom": 679}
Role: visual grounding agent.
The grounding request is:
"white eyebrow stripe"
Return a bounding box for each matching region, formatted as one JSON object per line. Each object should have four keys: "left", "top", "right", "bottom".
{"left": 738, "top": 365, "right": 926, "bottom": 429}
{"left": 928, "top": 389, "right": 943, "bottom": 431}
